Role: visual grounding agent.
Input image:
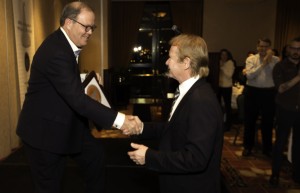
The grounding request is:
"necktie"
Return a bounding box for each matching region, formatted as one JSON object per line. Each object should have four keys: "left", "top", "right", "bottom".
{"left": 74, "top": 50, "right": 81, "bottom": 62}
{"left": 173, "top": 87, "right": 180, "bottom": 105}
{"left": 169, "top": 87, "right": 180, "bottom": 119}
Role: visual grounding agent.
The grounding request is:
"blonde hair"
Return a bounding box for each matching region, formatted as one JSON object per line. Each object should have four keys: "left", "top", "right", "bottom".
{"left": 169, "top": 34, "right": 209, "bottom": 77}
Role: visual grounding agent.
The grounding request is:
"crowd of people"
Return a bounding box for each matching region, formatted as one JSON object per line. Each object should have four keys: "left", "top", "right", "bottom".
{"left": 217, "top": 37, "right": 300, "bottom": 187}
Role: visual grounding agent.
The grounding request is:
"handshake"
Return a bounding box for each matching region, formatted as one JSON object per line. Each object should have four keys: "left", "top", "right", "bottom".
{"left": 120, "top": 115, "right": 143, "bottom": 135}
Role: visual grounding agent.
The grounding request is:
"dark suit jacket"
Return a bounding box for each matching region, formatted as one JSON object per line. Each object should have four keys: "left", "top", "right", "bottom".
{"left": 142, "top": 78, "right": 224, "bottom": 193}
{"left": 17, "top": 29, "right": 117, "bottom": 154}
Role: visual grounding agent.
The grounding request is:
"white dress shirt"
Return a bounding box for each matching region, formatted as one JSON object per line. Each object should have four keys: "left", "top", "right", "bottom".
{"left": 219, "top": 60, "right": 235, "bottom": 88}
{"left": 245, "top": 54, "right": 279, "bottom": 88}
{"left": 169, "top": 75, "right": 200, "bottom": 120}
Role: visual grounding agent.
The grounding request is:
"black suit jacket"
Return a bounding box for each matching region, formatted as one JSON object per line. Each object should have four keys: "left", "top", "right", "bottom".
{"left": 142, "top": 78, "right": 224, "bottom": 193}
{"left": 17, "top": 29, "right": 117, "bottom": 154}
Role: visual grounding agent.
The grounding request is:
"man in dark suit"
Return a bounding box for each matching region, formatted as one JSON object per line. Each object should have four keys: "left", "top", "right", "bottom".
{"left": 128, "top": 34, "right": 224, "bottom": 193}
{"left": 16, "top": 2, "right": 141, "bottom": 193}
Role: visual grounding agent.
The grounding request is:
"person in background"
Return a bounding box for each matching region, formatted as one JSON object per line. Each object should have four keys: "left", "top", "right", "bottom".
{"left": 242, "top": 38, "right": 280, "bottom": 157}
{"left": 127, "top": 34, "right": 224, "bottom": 193}
{"left": 218, "top": 49, "right": 235, "bottom": 131}
{"left": 238, "top": 50, "right": 256, "bottom": 86}
{"left": 16, "top": 2, "right": 141, "bottom": 193}
{"left": 269, "top": 37, "right": 300, "bottom": 186}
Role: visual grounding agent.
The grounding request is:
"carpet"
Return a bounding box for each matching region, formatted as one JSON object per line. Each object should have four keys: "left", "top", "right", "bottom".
{"left": 221, "top": 127, "right": 300, "bottom": 193}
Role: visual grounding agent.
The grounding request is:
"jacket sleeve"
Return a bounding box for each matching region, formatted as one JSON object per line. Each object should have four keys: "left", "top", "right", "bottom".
{"left": 140, "top": 122, "right": 166, "bottom": 140}
{"left": 44, "top": 46, "right": 117, "bottom": 128}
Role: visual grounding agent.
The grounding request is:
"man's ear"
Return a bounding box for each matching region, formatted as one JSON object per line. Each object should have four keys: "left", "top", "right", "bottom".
{"left": 65, "top": 18, "right": 73, "bottom": 30}
{"left": 183, "top": 57, "right": 191, "bottom": 70}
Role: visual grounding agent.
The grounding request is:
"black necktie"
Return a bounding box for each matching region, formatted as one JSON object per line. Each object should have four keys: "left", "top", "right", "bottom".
{"left": 169, "top": 87, "right": 180, "bottom": 119}
{"left": 173, "top": 87, "right": 180, "bottom": 105}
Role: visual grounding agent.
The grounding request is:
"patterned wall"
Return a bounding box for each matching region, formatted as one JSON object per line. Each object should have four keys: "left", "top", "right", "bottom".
{"left": 12, "top": 0, "right": 35, "bottom": 106}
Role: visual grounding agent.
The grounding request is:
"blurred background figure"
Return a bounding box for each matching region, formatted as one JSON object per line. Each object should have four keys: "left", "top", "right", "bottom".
{"left": 242, "top": 38, "right": 279, "bottom": 157}
{"left": 270, "top": 37, "right": 300, "bottom": 186}
{"left": 217, "top": 49, "right": 236, "bottom": 131}
{"left": 238, "top": 51, "right": 256, "bottom": 85}
{"left": 272, "top": 48, "right": 280, "bottom": 57}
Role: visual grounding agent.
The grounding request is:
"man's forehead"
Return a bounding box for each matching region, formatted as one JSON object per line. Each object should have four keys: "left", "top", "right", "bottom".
{"left": 170, "top": 45, "right": 179, "bottom": 51}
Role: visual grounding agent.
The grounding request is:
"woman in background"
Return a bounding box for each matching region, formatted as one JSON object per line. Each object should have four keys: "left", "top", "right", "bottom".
{"left": 218, "top": 49, "right": 235, "bottom": 131}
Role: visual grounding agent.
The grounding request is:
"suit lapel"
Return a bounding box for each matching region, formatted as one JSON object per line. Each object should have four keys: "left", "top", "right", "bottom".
{"left": 56, "top": 29, "right": 81, "bottom": 77}
{"left": 57, "top": 29, "right": 79, "bottom": 67}
{"left": 167, "top": 79, "right": 205, "bottom": 126}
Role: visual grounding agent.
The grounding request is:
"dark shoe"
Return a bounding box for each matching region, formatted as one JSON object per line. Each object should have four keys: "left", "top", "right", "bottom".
{"left": 269, "top": 175, "right": 279, "bottom": 186}
{"left": 242, "top": 149, "right": 252, "bottom": 157}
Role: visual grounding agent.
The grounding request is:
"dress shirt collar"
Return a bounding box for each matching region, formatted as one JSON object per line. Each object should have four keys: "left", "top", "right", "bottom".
{"left": 60, "top": 27, "right": 82, "bottom": 55}
{"left": 168, "top": 75, "right": 200, "bottom": 121}
{"left": 178, "top": 75, "right": 200, "bottom": 97}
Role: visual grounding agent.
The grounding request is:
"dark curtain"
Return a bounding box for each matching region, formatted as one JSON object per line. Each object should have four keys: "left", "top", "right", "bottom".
{"left": 170, "top": 0, "right": 203, "bottom": 36}
{"left": 275, "top": 0, "right": 300, "bottom": 53}
{"left": 109, "top": 2, "right": 144, "bottom": 70}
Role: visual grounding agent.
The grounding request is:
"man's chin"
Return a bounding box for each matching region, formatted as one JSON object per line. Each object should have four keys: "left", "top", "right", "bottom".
{"left": 79, "top": 42, "right": 88, "bottom": 48}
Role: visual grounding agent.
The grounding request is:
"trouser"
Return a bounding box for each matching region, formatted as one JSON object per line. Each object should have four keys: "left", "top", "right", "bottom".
{"left": 217, "top": 87, "right": 232, "bottom": 130}
{"left": 24, "top": 129, "right": 106, "bottom": 193}
{"left": 271, "top": 106, "right": 300, "bottom": 179}
{"left": 243, "top": 86, "right": 276, "bottom": 152}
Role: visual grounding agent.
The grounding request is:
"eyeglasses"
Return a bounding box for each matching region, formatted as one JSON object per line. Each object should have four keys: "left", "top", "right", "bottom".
{"left": 69, "top": 18, "right": 97, "bottom": 32}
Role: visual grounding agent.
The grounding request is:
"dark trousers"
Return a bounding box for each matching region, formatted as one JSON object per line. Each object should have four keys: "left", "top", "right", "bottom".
{"left": 217, "top": 87, "right": 232, "bottom": 130}
{"left": 243, "top": 86, "right": 276, "bottom": 153}
{"left": 24, "top": 129, "right": 106, "bottom": 193}
{"left": 271, "top": 106, "right": 300, "bottom": 179}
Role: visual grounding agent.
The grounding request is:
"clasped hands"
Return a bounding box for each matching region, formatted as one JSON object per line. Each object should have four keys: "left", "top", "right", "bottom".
{"left": 120, "top": 115, "right": 143, "bottom": 135}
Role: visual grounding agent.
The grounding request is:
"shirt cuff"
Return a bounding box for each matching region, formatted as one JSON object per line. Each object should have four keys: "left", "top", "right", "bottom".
{"left": 140, "top": 122, "right": 144, "bottom": 134}
{"left": 113, "top": 112, "right": 125, "bottom": 129}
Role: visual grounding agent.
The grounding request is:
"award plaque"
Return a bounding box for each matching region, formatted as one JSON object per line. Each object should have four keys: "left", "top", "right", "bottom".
{"left": 82, "top": 71, "right": 111, "bottom": 108}
{"left": 82, "top": 71, "right": 112, "bottom": 131}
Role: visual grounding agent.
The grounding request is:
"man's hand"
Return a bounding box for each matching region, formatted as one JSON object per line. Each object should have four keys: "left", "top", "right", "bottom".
{"left": 128, "top": 143, "right": 148, "bottom": 165}
{"left": 120, "top": 115, "right": 142, "bottom": 135}
{"left": 242, "top": 68, "right": 247, "bottom": 75}
{"left": 278, "top": 74, "right": 300, "bottom": 93}
{"left": 263, "top": 49, "right": 273, "bottom": 65}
